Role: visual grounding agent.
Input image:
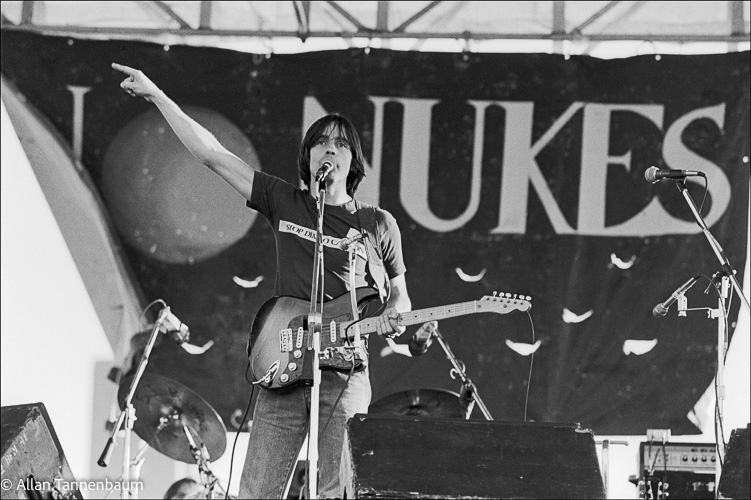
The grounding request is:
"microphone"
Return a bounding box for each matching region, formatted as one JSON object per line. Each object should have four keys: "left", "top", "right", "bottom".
{"left": 315, "top": 160, "right": 334, "bottom": 182}
{"left": 160, "top": 307, "right": 190, "bottom": 344}
{"left": 652, "top": 274, "right": 701, "bottom": 318}
{"left": 644, "top": 166, "right": 705, "bottom": 184}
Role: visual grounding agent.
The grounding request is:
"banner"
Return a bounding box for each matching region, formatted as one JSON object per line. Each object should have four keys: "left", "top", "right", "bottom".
{"left": 2, "top": 30, "right": 748, "bottom": 434}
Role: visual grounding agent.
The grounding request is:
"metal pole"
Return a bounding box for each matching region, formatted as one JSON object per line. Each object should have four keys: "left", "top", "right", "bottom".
{"left": 713, "top": 276, "right": 729, "bottom": 497}
{"left": 432, "top": 327, "right": 493, "bottom": 420}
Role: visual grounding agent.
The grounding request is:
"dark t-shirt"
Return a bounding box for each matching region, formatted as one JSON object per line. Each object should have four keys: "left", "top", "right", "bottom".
{"left": 247, "top": 171, "right": 406, "bottom": 301}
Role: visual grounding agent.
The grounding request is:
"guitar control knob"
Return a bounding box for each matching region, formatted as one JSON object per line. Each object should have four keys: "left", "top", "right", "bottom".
{"left": 293, "top": 350, "right": 302, "bottom": 359}
{"left": 288, "top": 362, "right": 297, "bottom": 371}
{"left": 280, "top": 374, "right": 289, "bottom": 383}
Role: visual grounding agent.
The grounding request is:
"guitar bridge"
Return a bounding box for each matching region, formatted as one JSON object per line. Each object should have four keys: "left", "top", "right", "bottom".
{"left": 338, "top": 345, "right": 363, "bottom": 362}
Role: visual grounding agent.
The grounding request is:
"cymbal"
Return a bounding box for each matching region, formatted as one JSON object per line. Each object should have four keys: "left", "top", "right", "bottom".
{"left": 368, "top": 388, "right": 464, "bottom": 419}
{"left": 118, "top": 373, "right": 227, "bottom": 464}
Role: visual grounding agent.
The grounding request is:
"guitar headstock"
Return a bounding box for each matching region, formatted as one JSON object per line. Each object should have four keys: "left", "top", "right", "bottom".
{"left": 478, "top": 292, "right": 532, "bottom": 313}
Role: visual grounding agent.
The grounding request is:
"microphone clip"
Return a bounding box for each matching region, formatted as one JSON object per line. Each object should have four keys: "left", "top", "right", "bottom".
{"left": 703, "top": 271, "right": 729, "bottom": 295}
{"left": 676, "top": 294, "right": 688, "bottom": 317}
{"left": 169, "top": 328, "right": 190, "bottom": 344}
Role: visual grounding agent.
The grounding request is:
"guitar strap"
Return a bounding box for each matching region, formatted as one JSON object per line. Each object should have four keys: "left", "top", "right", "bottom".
{"left": 355, "top": 200, "right": 390, "bottom": 303}
{"left": 347, "top": 244, "right": 364, "bottom": 361}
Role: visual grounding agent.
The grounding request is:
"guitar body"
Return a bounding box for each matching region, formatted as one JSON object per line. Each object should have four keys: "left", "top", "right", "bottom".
{"left": 249, "top": 288, "right": 382, "bottom": 389}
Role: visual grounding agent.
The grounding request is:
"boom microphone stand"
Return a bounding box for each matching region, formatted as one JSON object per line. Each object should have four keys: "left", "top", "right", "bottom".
{"left": 97, "top": 305, "right": 175, "bottom": 499}
{"left": 432, "top": 326, "right": 493, "bottom": 420}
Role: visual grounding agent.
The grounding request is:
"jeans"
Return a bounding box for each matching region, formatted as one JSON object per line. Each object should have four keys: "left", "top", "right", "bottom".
{"left": 239, "top": 369, "right": 371, "bottom": 499}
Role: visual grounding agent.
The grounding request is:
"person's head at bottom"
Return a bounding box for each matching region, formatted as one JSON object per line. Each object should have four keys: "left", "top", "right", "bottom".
{"left": 164, "top": 478, "right": 204, "bottom": 499}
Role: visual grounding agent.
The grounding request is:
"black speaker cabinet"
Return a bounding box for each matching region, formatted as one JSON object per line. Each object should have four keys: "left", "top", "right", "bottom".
{"left": 1, "top": 403, "right": 82, "bottom": 499}
{"left": 348, "top": 414, "right": 605, "bottom": 499}
{"left": 719, "top": 424, "right": 750, "bottom": 499}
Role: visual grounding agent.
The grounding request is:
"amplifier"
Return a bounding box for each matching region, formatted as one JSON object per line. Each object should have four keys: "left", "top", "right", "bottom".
{"left": 1, "top": 403, "right": 82, "bottom": 499}
{"left": 639, "top": 442, "right": 717, "bottom": 474}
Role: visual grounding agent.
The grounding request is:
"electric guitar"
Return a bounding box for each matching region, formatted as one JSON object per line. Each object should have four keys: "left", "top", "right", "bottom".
{"left": 249, "top": 288, "right": 532, "bottom": 389}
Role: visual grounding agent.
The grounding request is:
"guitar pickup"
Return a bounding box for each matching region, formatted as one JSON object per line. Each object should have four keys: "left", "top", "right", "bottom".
{"left": 296, "top": 327, "right": 304, "bottom": 349}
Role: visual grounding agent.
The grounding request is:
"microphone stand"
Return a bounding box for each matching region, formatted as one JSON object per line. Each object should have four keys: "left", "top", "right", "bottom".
{"left": 97, "top": 306, "right": 172, "bottom": 499}
{"left": 432, "top": 327, "right": 493, "bottom": 420}
{"left": 299, "top": 181, "right": 327, "bottom": 499}
{"left": 712, "top": 275, "right": 730, "bottom": 498}
{"left": 676, "top": 274, "right": 730, "bottom": 497}
{"left": 101, "top": 438, "right": 155, "bottom": 500}
{"left": 182, "top": 425, "right": 225, "bottom": 499}
{"left": 674, "top": 181, "right": 749, "bottom": 313}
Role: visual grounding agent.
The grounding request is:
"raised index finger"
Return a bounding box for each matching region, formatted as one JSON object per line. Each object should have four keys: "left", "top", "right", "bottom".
{"left": 111, "top": 62, "right": 136, "bottom": 75}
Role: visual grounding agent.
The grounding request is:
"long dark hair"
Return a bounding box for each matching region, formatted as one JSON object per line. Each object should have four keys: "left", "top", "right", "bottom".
{"left": 297, "top": 114, "right": 366, "bottom": 196}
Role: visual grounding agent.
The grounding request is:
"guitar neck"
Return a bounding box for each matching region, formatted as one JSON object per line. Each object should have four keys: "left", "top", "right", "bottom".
{"left": 356, "top": 301, "right": 480, "bottom": 334}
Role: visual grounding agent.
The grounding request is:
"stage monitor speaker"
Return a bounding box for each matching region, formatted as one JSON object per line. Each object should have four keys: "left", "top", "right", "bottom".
{"left": 348, "top": 414, "right": 605, "bottom": 499}
{"left": 719, "top": 424, "right": 750, "bottom": 499}
{"left": 1, "top": 402, "right": 82, "bottom": 499}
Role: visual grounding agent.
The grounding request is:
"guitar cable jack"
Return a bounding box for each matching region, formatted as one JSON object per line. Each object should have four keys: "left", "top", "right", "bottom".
{"left": 252, "top": 361, "right": 280, "bottom": 385}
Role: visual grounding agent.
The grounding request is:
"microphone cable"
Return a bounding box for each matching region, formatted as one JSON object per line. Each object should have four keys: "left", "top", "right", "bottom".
{"left": 225, "top": 360, "right": 256, "bottom": 499}
{"left": 522, "top": 310, "right": 536, "bottom": 422}
{"left": 137, "top": 298, "right": 167, "bottom": 330}
{"left": 695, "top": 175, "right": 709, "bottom": 216}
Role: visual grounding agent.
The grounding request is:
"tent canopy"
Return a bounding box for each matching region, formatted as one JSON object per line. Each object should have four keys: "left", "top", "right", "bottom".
{"left": 1, "top": 1, "right": 749, "bottom": 57}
